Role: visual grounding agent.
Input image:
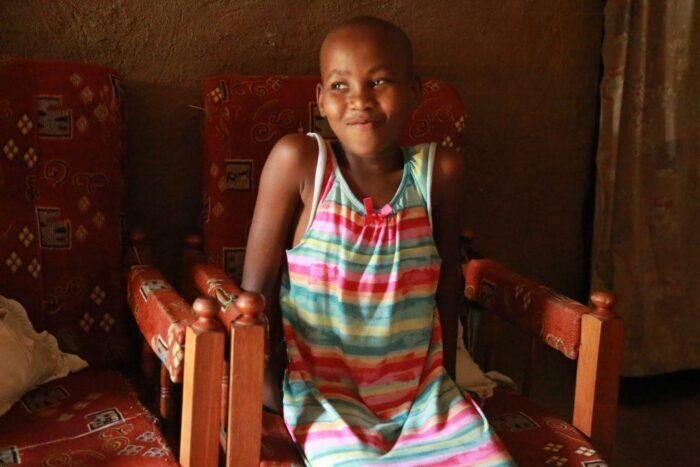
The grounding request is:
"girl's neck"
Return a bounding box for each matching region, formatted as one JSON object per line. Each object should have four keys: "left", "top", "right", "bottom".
{"left": 334, "top": 142, "right": 404, "bottom": 176}
{"left": 332, "top": 141, "right": 406, "bottom": 208}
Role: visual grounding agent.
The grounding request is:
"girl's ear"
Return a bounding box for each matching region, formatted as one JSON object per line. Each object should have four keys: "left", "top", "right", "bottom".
{"left": 316, "top": 82, "right": 326, "bottom": 117}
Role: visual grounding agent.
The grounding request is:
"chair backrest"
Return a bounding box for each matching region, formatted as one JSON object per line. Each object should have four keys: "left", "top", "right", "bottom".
{"left": 0, "top": 56, "right": 131, "bottom": 367}
{"left": 200, "top": 75, "right": 466, "bottom": 282}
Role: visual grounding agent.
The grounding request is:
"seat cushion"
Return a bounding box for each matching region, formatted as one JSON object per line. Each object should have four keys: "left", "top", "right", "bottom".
{"left": 0, "top": 369, "right": 177, "bottom": 465}
{"left": 481, "top": 391, "right": 608, "bottom": 467}
{"left": 258, "top": 394, "right": 608, "bottom": 467}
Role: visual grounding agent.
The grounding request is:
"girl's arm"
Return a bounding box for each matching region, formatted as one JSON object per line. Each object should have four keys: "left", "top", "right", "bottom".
{"left": 241, "top": 133, "right": 318, "bottom": 412}
{"left": 431, "top": 146, "right": 467, "bottom": 379}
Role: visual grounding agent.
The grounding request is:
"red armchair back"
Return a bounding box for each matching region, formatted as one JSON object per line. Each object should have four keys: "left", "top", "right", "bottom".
{"left": 0, "top": 56, "right": 178, "bottom": 466}
{"left": 0, "top": 56, "right": 132, "bottom": 367}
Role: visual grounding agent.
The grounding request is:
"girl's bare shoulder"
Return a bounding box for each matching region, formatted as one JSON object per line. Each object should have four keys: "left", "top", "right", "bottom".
{"left": 263, "top": 133, "right": 321, "bottom": 194}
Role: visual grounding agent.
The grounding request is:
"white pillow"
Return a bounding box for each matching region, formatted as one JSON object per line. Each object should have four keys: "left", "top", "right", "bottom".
{"left": 455, "top": 317, "right": 515, "bottom": 401}
{"left": 0, "top": 295, "right": 88, "bottom": 416}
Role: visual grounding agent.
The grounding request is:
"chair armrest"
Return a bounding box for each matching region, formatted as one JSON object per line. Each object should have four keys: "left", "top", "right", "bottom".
{"left": 127, "top": 265, "right": 195, "bottom": 383}
{"left": 463, "top": 258, "right": 610, "bottom": 359}
{"left": 189, "top": 262, "right": 248, "bottom": 327}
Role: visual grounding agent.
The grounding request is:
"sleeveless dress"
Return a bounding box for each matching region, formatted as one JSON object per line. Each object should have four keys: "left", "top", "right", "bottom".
{"left": 280, "top": 133, "right": 514, "bottom": 466}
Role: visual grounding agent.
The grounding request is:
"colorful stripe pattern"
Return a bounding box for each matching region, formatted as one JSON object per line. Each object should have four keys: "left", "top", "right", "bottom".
{"left": 280, "top": 138, "right": 514, "bottom": 466}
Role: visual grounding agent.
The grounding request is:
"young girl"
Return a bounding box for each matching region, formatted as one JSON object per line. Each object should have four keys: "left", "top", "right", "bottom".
{"left": 242, "top": 16, "right": 514, "bottom": 466}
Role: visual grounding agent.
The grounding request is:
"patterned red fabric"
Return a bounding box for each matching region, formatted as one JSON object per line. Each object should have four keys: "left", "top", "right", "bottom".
{"left": 0, "top": 56, "right": 174, "bottom": 465}
{"left": 481, "top": 391, "right": 608, "bottom": 467}
{"left": 127, "top": 265, "right": 194, "bottom": 383}
{"left": 201, "top": 75, "right": 466, "bottom": 282}
{"left": 0, "top": 55, "right": 131, "bottom": 367}
{"left": 189, "top": 262, "right": 248, "bottom": 327}
{"left": 464, "top": 259, "right": 590, "bottom": 359}
{"left": 0, "top": 369, "right": 177, "bottom": 465}
{"left": 191, "top": 262, "right": 242, "bottom": 298}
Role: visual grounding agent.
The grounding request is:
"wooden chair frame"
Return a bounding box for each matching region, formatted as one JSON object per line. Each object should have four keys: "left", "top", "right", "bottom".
{"left": 461, "top": 227, "right": 623, "bottom": 457}
{"left": 177, "top": 253, "right": 623, "bottom": 466}
{"left": 179, "top": 264, "right": 267, "bottom": 467}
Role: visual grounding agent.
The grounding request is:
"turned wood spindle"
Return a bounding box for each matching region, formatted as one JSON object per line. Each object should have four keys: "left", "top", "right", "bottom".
{"left": 590, "top": 291, "right": 617, "bottom": 319}
{"left": 460, "top": 228, "right": 478, "bottom": 244}
{"left": 234, "top": 291, "right": 266, "bottom": 325}
{"left": 459, "top": 228, "right": 482, "bottom": 262}
{"left": 192, "top": 295, "right": 220, "bottom": 331}
{"left": 141, "top": 339, "right": 159, "bottom": 406}
{"left": 130, "top": 227, "right": 147, "bottom": 245}
{"left": 182, "top": 235, "right": 205, "bottom": 302}
{"left": 127, "top": 228, "right": 149, "bottom": 267}
{"left": 184, "top": 233, "right": 204, "bottom": 250}
{"left": 221, "top": 362, "right": 229, "bottom": 434}
{"left": 160, "top": 364, "right": 174, "bottom": 422}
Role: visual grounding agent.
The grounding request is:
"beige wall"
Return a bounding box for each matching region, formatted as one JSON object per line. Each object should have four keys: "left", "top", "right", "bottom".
{"left": 0, "top": 0, "right": 604, "bottom": 298}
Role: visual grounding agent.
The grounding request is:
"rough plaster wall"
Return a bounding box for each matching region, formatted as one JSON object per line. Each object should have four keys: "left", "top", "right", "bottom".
{"left": 0, "top": 0, "right": 603, "bottom": 298}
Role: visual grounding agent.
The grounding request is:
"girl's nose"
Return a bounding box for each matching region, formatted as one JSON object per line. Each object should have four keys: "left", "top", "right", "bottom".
{"left": 348, "top": 87, "right": 374, "bottom": 110}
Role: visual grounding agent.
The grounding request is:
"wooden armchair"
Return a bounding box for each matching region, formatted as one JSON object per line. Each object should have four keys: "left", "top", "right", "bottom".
{"left": 461, "top": 233, "right": 623, "bottom": 465}
{"left": 174, "top": 75, "right": 623, "bottom": 466}
{"left": 0, "top": 56, "right": 177, "bottom": 465}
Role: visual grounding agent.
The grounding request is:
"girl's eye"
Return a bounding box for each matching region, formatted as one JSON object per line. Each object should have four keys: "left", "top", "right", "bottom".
{"left": 371, "top": 79, "right": 389, "bottom": 87}
{"left": 330, "top": 82, "right": 348, "bottom": 90}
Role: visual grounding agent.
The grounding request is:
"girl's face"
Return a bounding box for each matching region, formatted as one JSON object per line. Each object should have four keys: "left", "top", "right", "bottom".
{"left": 317, "top": 27, "right": 419, "bottom": 160}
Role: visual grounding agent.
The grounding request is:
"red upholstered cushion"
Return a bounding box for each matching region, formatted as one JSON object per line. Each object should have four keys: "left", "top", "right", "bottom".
{"left": 0, "top": 369, "right": 177, "bottom": 465}
{"left": 481, "top": 391, "right": 607, "bottom": 467}
{"left": 201, "top": 75, "right": 466, "bottom": 282}
{"left": 0, "top": 56, "right": 131, "bottom": 367}
{"left": 464, "top": 259, "right": 590, "bottom": 359}
{"left": 251, "top": 399, "right": 609, "bottom": 467}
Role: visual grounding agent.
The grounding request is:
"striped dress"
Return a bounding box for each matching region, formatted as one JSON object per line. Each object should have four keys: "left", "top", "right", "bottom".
{"left": 280, "top": 133, "right": 514, "bottom": 466}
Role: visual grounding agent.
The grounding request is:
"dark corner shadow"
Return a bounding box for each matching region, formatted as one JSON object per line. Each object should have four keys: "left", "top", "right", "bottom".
{"left": 122, "top": 80, "right": 204, "bottom": 282}
{"left": 618, "top": 369, "right": 700, "bottom": 405}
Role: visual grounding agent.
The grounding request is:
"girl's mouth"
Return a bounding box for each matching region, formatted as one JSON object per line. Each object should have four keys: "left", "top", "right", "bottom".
{"left": 346, "top": 118, "right": 380, "bottom": 129}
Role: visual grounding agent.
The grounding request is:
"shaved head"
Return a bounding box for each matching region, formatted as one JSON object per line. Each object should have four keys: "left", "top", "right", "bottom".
{"left": 320, "top": 16, "right": 414, "bottom": 79}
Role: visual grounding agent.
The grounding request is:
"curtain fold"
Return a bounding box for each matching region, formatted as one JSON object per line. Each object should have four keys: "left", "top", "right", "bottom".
{"left": 592, "top": 0, "right": 700, "bottom": 376}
